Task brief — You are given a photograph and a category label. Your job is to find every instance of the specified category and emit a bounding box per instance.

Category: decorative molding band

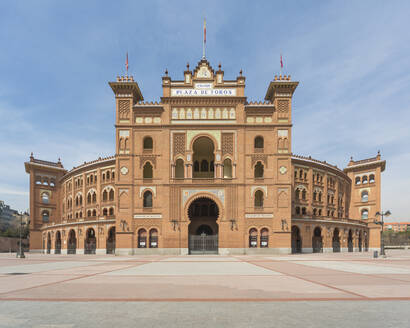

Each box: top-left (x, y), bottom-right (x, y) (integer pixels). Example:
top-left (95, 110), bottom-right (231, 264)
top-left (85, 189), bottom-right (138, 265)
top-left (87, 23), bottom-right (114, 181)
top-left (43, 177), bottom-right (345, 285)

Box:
top-left (182, 188), bottom-right (225, 205)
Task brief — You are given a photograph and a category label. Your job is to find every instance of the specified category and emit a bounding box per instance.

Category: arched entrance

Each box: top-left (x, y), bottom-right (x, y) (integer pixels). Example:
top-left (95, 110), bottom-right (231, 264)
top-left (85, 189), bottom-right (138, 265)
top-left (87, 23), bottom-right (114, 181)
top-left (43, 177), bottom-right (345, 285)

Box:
top-left (291, 226), bottom-right (302, 253)
top-left (192, 137), bottom-right (215, 178)
top-left (68, 229), bottom-right (76, 254)
top-left (46, 232), bottom-right (51, 254)
top-left (332, 228), bottom-right (341, 253)
top-left (85, 228), bottom-right (96, 254)
top-left (55, 231), bottom-right (62, 254)
top-left (106, 227), bottom-right (115, 254)
top-left (358, 231), bottom-right (363, 252)
top-left (188, 197), bottom-right (218, 254)
top-left (312, 227), bottom-right (323, 253)
top-left (348, 229), bottom-right (353, 252)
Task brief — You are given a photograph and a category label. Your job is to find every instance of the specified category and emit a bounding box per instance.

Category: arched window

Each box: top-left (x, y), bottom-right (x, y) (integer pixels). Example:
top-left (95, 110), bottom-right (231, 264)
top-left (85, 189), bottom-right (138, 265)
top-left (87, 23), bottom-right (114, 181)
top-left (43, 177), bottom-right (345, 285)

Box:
top-left (362, 176), bottom-right (368, 184)
top-left (313, 191), bottom-right (317, 201)
top-left (143, 190), bottom-right (153, 208)
top-left (302, 207), bottom-right (306, 215)
top-left (295, 206), bottom-right (300, 215)
top-left (223, 158), bottom-right (232, 178)
top-left (355, 177), bottom-right (361, 185)
top-left (254, 190), bottom-right (264, 208)
top-left (318, 209), bottom-right (322, 216)
top-left (369, 174), bottom-right (375, 183)
top-left (109, 189), bottom-right (114, 201)
top-left (194, 160), bottom-right (199, 172)
top-left (42, 210), bottom-right (49, 223)
top-left (149, 229), bottom-right (158, 248)
top-left (175, 159), bottom-right (184, 179)
top-left (299, 170), bottom-right (303, 179)
top-left (313, 208), bottom-right (317, 216)
top-left (249, 228), bottom-right (258, 248)
top-left (361, 191), bottom-right (368, 202)
top-left (109, 207), bottom-right (114, 216)
top-left (361, 209), bottom-right (369, 219)
top-left (103, 190), bottom-right (108, 202)
top-left (254, 136), bottom-right (264, 149)
top-left (295, 189), bottom-right (300, 200)
top-left (318, 192), bottom-right (322, 202)
top-left (254, 161), bottom-right (264, 178)
top-left (138, 229), bottom-right (147, 248)
top-left (143, 137), bottom-right (153, 150)
top-left (260, 228), bottom-right (269, 248)
top-left (302, 190), bottom-right (306, 200)
top-left (87, 210), bottom-right (91, 217)
top-left (103, 208), bottom-right (108, 216)
top-left (201, 159), bottom-right (209, 172)
top-left (92, 192), bottom-right (96, 203)
top-left (143, 162), bottom-right (153, 179)
top-left (87, 193), bottom-right (91, 204)
top-left (106, 171), bottom-right (110, 180)
top-left (41, 192), bottom-right (49, 204)
top-left (92, 209), bottom-right (96, 217)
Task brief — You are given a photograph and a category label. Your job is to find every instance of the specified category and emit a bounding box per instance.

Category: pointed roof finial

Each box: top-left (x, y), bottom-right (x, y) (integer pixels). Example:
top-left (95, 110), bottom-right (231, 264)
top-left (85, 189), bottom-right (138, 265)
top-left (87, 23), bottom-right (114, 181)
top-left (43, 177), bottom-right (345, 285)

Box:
top-left (239, 69), bottom-right (243, 76)
top-left (165, 69), bottom-right (168, 76)
top-left (186, 62), bottom-right (190, 70)
top-left (218, 63), bottom-right (221, 71)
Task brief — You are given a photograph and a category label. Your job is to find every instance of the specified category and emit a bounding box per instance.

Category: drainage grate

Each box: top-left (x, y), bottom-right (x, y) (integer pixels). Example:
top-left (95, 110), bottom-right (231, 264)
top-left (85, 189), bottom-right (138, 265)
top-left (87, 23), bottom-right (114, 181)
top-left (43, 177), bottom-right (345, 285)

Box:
top-left (6, 272), bottom-right (30, 275)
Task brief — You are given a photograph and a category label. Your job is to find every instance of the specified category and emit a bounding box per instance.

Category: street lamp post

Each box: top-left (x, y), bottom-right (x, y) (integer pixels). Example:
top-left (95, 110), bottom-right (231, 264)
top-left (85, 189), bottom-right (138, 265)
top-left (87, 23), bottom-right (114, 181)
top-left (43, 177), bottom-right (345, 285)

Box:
top-left (375, 210), bottom-right (391, 256)
top-left (16, 212), bottom-right (25, 258)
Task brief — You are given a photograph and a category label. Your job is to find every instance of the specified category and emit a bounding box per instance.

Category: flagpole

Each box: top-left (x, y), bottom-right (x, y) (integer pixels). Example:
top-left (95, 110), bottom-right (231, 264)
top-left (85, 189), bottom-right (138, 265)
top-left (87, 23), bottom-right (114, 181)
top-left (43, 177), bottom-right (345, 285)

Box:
top-left (203, 18), bottom-right (206, 59)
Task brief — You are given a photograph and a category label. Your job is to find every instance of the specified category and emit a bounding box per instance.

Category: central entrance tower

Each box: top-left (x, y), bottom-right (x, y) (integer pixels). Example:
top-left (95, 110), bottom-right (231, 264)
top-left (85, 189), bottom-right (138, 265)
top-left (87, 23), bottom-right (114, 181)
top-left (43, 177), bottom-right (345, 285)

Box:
top-left (188, 197), bottom-right (219, 254)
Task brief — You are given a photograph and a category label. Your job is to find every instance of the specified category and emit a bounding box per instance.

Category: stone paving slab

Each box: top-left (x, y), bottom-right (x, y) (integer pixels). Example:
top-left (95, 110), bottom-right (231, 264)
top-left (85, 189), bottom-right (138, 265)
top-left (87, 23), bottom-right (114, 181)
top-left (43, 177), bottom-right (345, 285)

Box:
top-left (1, 301), bottom-right (410, 328)
top-left (161, 256), bottom-right (241, 262)
top-left (0, 274), bottom-right (351, 301)
top-left (292, 260), bottom-right (410, 274)
top-left (0, 261), bottom-right (103, 274)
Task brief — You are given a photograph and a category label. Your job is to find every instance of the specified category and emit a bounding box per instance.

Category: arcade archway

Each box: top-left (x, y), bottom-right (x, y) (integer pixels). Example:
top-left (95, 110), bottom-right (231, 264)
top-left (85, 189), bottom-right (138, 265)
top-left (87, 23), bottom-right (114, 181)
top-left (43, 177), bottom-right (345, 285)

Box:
top-left (192, 137), bottom-right (215, 178)
top-left (291, 226), bottom-right (302, 254)
top-left (188, 197), bottom-right (219, 254)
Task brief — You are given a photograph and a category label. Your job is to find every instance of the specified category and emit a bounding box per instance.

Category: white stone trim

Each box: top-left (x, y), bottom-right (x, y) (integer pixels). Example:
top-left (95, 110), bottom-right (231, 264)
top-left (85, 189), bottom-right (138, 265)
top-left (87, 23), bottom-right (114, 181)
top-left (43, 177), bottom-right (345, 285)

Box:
top-left (245, 213), bottom-right (274, 219)
top-left (133, 214), bottom-right (162, 219)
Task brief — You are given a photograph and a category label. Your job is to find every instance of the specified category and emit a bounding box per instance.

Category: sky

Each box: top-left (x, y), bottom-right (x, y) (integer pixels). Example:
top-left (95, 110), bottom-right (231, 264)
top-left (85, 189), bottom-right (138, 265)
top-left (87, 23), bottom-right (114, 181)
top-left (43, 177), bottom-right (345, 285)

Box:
top-left (0, 0), bottom-right (409, 221)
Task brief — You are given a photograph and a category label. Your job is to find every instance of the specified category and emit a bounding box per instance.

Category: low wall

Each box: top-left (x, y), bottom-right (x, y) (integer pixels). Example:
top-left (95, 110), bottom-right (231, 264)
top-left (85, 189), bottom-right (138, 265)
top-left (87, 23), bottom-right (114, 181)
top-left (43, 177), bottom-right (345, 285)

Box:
top-left (0, 237), bottom-right (29, 252)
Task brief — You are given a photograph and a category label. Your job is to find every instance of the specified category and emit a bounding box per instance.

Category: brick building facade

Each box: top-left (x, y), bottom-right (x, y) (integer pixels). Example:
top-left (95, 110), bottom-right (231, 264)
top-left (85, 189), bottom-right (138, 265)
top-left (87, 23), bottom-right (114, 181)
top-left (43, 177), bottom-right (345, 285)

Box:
top-left (24, 58), bottom-right (386, 255)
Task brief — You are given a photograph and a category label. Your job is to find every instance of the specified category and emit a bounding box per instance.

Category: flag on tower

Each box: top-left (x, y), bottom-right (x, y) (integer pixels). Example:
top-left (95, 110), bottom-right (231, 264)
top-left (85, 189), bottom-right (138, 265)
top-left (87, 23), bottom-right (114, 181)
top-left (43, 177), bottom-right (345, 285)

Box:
top-left (204, 18), bottom-right (206, 44)
top-left (126, 52), bottom-right (129, 74)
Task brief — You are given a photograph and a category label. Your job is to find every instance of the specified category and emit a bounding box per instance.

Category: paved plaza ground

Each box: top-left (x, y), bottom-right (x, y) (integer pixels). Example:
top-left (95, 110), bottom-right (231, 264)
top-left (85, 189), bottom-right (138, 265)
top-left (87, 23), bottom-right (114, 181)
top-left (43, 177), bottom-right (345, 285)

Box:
top-left (0, 250), bottom-right (409, 327)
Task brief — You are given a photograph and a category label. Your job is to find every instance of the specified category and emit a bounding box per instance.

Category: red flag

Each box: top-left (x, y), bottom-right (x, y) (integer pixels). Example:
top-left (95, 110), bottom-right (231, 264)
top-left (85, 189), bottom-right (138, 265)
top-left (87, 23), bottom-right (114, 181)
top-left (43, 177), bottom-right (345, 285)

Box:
top-left (280, 54), bottom-right (283, 69)
top-left (126, 52), bottom-right (129, 73)
top-left (204, 18), bottom-right (206, 44)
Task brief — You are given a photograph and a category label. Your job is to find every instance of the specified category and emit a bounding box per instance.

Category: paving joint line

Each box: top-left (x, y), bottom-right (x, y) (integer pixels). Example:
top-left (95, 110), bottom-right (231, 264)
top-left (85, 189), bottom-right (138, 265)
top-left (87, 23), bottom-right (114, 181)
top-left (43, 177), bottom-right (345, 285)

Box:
top-left (239, 258), bottom-right (369, 300)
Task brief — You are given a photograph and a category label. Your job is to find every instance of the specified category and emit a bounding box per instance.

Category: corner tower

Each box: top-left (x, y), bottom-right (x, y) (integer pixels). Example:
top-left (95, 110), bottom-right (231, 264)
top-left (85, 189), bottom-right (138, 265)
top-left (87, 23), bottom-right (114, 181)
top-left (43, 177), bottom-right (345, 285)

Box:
top-left (344, 152), bottom-right (386, 251)
top-left (109, 76), bottom-right (143, 253)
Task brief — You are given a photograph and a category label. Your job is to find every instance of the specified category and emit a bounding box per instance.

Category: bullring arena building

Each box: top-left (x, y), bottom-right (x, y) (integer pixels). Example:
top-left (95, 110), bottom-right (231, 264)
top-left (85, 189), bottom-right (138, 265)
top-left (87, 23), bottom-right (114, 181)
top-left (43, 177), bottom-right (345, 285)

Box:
top-left (25, 57), bottom-right (386, 255)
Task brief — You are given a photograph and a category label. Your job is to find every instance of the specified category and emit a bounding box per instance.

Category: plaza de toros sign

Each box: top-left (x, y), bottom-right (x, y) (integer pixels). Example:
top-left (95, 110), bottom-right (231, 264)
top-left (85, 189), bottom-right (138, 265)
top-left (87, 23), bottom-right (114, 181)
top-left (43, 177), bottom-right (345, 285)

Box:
top-left (171, 87), bottom-right (236, 97)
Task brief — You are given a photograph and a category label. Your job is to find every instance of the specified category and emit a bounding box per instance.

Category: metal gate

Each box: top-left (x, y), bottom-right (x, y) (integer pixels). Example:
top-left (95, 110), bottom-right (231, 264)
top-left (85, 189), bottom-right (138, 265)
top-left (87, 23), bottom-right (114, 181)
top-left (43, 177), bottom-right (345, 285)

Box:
top-left (189, 234), bottom-right (218, 254)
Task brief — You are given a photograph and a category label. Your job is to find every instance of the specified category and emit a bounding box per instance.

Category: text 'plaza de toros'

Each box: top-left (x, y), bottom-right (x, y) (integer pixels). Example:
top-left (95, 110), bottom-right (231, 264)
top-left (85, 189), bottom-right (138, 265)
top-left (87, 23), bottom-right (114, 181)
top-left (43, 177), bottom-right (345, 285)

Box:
top-left (25, 58), bottom-right (386, 255)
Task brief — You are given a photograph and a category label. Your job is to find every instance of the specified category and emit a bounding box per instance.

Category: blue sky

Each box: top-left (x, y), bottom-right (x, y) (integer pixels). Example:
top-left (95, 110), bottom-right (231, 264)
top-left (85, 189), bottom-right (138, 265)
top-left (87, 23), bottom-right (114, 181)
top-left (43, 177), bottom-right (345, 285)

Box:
top-left (0, 1), bottom-right (409, 221)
